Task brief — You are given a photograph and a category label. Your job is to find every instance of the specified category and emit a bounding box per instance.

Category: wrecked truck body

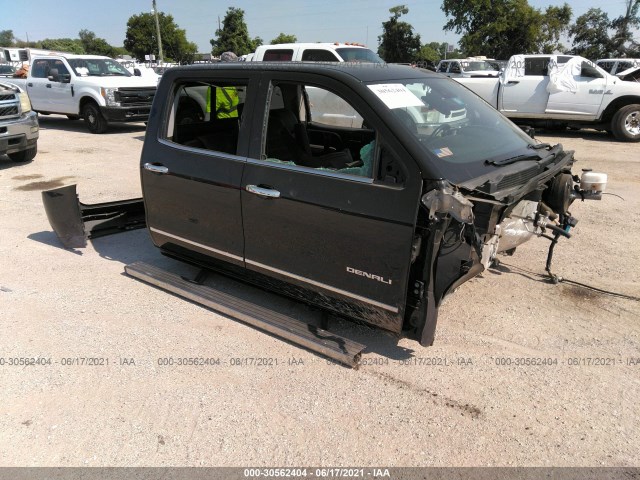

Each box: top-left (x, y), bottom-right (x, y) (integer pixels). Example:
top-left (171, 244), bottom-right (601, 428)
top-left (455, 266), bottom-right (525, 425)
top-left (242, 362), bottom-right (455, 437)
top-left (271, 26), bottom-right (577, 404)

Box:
top-left (43, 63), bottom-right (605, 348)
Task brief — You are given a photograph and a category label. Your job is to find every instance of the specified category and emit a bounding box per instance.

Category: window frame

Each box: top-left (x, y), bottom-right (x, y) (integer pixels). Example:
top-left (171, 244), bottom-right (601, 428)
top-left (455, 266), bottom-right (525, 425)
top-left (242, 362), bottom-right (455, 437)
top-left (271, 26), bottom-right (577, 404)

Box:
top-left (257, 80), bottom-right (383, 182)
top-left (524, 57), bottom-right (551, 76)
top-left (160, 75), bottom-right (254, 159)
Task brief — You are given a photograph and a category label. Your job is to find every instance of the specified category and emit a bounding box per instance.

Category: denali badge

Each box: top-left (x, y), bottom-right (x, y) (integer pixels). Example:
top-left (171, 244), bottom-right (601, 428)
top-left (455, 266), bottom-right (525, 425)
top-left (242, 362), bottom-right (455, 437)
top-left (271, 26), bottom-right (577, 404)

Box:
top-left (346, 267), bottom-right (392, 285)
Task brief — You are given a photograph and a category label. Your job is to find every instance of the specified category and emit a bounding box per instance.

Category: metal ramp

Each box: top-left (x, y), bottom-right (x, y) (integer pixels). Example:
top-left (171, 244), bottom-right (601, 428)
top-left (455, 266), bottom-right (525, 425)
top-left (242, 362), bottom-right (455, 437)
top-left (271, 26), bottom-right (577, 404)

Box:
top-left (125, 261), bottom-right (365, 367)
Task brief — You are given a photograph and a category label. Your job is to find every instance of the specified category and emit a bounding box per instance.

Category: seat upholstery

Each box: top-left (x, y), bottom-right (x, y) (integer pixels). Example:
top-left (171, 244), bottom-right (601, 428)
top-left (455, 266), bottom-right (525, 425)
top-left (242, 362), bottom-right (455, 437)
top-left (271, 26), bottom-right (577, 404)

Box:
top-left (266, 109), bottom-right (353, 169)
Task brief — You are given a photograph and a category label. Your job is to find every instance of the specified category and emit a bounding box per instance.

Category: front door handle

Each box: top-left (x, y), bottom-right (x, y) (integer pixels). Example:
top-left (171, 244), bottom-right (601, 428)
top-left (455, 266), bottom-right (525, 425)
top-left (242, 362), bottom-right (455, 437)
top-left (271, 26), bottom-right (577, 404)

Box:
top-left (143, 163), bottom-right (169, 174)
top-left (27, 82), bottom-right (33, 87)
top-left (46, 84), bottom-right (52, 88)
top-left (507, 80), bottom-right (520, 85)
top-left (246, 185), bottom-right (280, 199)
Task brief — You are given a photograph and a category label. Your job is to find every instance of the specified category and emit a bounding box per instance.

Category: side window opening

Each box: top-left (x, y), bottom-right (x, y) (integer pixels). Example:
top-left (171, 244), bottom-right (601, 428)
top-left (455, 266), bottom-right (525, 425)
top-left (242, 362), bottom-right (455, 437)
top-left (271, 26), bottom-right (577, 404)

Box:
top-left (616, 62), bottom-right (633, 74)
top-left (301, 49), bottom-right (340, 62)
top-left (51, 60), bottom-right (69, 77)
top-left (261, 82), bottom-right (376, 178)
top-left (596, 61), bottom-right (614, 73)
top-left (449, 63), bottom-right (461, 74)
top-left (166, 80), bottom-right (248, 155)
top-left (31, 59), bottom-right (48, 78)
top-left (524, 57), bottom-right (550, 76)
top-left (262, 49), bottom-right (294, 61)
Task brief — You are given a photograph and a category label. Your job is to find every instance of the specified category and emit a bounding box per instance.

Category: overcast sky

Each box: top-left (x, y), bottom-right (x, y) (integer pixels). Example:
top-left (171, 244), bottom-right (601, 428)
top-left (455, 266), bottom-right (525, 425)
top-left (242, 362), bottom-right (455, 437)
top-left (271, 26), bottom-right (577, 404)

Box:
top-left (2, 0), bottom-right (636, 53)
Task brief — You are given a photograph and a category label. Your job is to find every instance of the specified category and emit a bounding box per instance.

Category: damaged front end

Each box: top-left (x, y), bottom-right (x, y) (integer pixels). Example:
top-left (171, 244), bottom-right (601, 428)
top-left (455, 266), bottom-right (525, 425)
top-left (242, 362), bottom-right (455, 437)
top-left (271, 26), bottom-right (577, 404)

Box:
top-left (405, 147), bottom-right (607, 346)
top-left (42, 184), bottom-right (145, 248)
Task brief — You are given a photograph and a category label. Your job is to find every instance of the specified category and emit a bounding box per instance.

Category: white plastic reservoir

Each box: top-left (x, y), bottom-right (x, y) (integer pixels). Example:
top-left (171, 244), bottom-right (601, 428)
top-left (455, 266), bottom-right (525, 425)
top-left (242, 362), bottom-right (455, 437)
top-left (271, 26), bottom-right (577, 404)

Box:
top-left (581, 171), bottom-right (607, 192)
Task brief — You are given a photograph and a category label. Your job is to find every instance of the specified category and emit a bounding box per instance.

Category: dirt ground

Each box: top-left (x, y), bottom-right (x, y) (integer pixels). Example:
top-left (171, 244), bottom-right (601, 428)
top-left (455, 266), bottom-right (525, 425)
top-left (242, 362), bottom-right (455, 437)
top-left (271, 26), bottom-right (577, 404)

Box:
top-left (0, 115), bottom-right (638, 467)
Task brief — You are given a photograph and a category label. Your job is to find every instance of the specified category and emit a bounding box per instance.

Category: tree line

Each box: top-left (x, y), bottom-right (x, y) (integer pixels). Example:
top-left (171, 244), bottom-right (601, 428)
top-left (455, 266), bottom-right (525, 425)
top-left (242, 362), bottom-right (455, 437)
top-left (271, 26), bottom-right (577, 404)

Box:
top-left (1, 1), bottom-right (638, 64)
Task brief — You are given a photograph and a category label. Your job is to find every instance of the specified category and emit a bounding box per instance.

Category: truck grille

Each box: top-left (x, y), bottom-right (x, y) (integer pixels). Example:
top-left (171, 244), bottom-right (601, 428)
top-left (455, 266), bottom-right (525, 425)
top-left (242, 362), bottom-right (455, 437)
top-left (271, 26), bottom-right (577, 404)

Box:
top-left (0, 91), bottom-right (20, 119)
top-left (115, 88), bottom-right (156, 107)
top-left (0, 105), bottom-right (19, 117)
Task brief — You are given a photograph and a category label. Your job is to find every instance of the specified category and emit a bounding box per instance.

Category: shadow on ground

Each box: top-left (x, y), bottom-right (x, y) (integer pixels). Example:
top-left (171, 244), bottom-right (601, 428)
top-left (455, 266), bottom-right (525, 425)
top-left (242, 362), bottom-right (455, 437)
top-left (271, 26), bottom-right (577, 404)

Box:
top-left (535, 128), bottom-right (613, 144)
top-left (37, 114), bottom-right (147, 135)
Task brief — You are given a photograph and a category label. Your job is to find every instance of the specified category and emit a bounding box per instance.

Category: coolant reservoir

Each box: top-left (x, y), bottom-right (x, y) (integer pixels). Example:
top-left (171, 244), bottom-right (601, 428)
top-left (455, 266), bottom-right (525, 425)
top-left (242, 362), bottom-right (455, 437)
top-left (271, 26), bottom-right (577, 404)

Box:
top-left (581, 171), bottom-right (607, 193)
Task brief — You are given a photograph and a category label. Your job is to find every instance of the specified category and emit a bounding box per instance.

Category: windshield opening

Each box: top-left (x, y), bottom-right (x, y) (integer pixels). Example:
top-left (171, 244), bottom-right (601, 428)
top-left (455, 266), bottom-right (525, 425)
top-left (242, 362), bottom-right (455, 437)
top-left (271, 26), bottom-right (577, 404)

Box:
top-left (67, 58), bottom-right (131, 77)
top-left (367, 78), bottom-right (537, 184)
top-left (462, 61), bottom-right (496, 71)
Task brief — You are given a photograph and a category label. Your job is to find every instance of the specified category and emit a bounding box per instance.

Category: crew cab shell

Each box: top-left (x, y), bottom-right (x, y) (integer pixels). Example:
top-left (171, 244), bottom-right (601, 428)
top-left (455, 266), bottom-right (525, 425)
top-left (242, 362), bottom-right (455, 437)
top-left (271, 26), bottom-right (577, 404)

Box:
top-left (40, 64), bottom-right (604, 353)
top-left (125, 62), bottom-right (600, 345)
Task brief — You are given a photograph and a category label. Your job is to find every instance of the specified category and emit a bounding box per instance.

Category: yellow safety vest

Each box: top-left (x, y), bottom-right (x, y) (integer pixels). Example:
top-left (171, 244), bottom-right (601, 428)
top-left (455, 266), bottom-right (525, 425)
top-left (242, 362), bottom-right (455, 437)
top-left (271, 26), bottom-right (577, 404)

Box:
top-left (211, 86), bottom-right (239, 119)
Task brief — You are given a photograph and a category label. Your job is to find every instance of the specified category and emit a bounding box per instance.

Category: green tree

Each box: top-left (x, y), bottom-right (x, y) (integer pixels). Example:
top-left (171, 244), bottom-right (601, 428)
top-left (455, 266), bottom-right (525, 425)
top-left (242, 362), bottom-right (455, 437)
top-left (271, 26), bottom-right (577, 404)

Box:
top-left (125, 11), bottom-right (197, 63)
top-left (539, 5), bottom-right (573, 53)
top-left (270, 33), bottom-right (297, 44)
top-left (0, 30), bottom-right (15, 47)
top-left (569, 8), bottom-right (615, 59)
top-left (377, 5), bottom-right (422, 62)
top-left (415, 44), bottom-right (441, 64)
top-left (611, 0), bottom-right (640, 56)
top-left (442, 0), bottom-right (572, 58)
top-left (39, 38), bottom-right (85, 54)
top-left (210, 7), bottom-right (262, 56)
top-left (79, 30), bottom-right (119, 57)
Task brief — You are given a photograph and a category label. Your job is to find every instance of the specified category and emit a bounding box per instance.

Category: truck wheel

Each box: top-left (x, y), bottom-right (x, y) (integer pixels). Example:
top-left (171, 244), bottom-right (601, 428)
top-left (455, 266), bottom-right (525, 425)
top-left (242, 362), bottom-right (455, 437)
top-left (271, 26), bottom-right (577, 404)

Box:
top-left (82, 102), bottom-right (108, 134)
top-left (611, 104), bottom-right (640, 142)
top-left (8, 144), bottom-right (37, 162)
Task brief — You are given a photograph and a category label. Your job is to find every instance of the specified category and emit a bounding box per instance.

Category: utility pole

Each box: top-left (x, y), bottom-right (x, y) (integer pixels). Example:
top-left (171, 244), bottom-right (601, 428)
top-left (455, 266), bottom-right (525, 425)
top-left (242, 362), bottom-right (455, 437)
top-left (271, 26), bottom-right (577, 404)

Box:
top-left (152, 0), bottom-right (164, 64)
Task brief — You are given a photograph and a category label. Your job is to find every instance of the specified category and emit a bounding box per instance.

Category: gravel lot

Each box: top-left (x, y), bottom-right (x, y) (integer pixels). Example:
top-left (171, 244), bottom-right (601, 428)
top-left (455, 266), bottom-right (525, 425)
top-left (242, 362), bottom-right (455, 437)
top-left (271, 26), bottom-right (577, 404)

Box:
top-left (0, 115), bottom-right (638, 467)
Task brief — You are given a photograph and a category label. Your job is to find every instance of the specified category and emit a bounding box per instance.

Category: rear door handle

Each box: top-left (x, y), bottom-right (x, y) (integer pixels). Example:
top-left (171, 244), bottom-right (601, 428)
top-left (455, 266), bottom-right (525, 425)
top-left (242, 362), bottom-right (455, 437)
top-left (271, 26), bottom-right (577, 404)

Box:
top-left (246, 185), bottom-right (280, 199)
top-left (143, 163), bottom-right (169, 174)
top-left (46, 84), bottom-right (52, 88)
top-left (507, 80), bottom-right (520, 85)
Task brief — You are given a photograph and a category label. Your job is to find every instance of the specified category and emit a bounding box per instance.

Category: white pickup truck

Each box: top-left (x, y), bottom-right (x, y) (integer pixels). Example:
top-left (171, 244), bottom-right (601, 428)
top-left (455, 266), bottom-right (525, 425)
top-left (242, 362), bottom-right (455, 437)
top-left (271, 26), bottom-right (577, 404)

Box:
top-left (455, 54), bottom-right (640, 141)
top-left (0, 80), bottom-right (39, 162)
top-left (2, 54), bottom-right (157, 133)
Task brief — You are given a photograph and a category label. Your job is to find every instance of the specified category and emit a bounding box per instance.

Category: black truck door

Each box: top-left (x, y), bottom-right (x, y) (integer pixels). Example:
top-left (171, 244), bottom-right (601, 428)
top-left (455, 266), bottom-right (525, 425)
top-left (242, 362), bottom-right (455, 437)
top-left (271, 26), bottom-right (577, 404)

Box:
top-left (141, 73), bottom-right (256, 267)
top-left (240, 75), bottom-right (422, 332)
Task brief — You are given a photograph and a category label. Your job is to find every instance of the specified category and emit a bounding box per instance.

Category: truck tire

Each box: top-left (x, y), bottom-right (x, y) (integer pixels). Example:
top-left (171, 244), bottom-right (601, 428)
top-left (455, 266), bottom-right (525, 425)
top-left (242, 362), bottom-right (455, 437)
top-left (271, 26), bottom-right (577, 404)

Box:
top-left (611, 104), bottom-right (640, 142)
top-left (82, 102), bottom-right (108, 134)
top-left (8, 144), bottom-right (37, 162)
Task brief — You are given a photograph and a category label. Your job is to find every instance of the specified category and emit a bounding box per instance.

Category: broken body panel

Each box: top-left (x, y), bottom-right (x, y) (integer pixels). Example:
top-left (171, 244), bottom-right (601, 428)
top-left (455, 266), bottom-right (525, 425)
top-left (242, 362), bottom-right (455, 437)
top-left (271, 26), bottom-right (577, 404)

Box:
top-left (42, 184), bottom-right (144, 248)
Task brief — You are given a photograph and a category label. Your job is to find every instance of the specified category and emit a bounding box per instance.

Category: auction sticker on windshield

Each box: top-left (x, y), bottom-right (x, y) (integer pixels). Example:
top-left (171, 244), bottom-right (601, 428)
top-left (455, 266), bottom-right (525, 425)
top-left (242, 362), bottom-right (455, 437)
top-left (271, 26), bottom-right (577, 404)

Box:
top-left (368, 84), bottom-right (424, 109)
